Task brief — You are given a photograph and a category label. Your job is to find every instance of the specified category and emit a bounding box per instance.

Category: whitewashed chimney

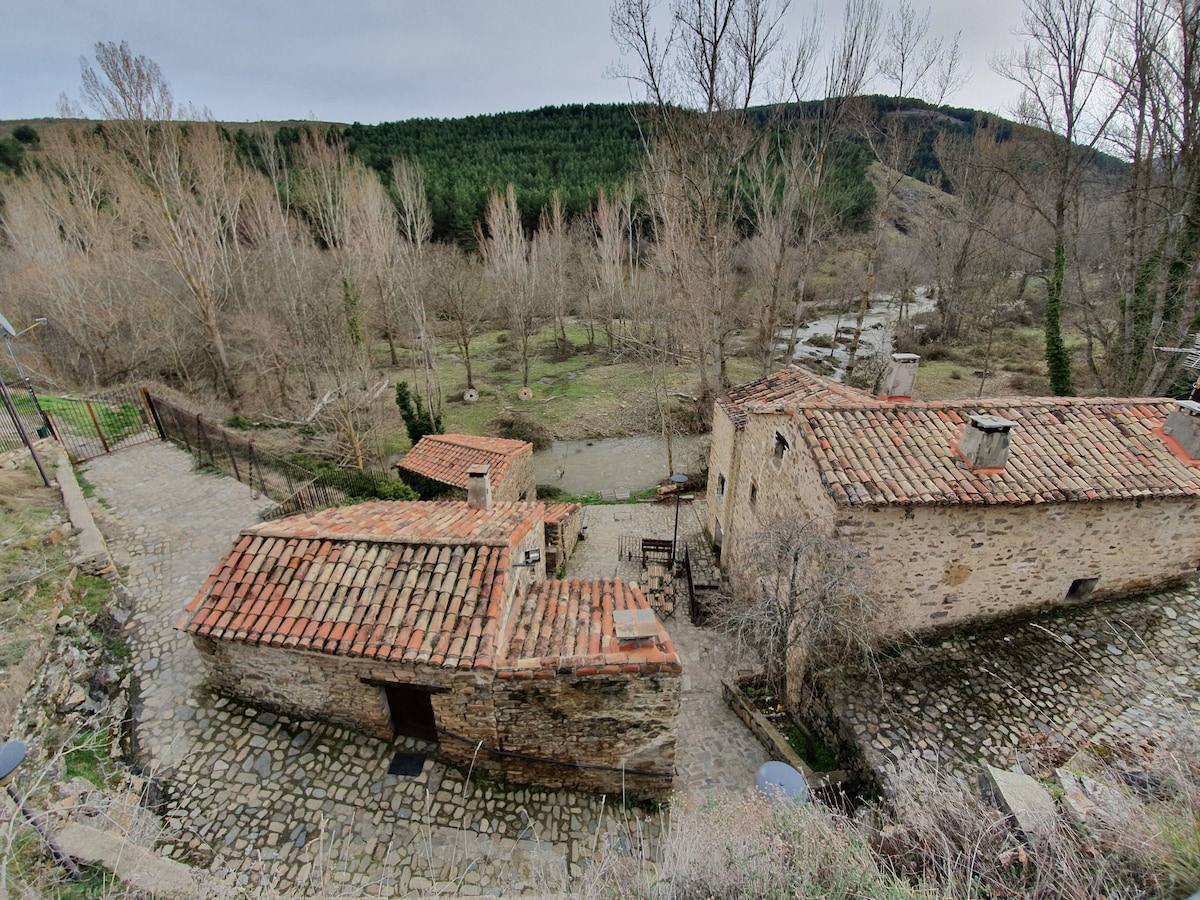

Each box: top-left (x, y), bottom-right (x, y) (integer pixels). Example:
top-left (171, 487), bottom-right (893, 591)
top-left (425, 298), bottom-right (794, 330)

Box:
top-left (466, 464), bottom-right (493, 510)
top-left (958, 413), bottom-right (1017, 469)
top-left (885, 353), bottom-right (920, 399)
top-left (1163, 400), bottom-right (1200, 459)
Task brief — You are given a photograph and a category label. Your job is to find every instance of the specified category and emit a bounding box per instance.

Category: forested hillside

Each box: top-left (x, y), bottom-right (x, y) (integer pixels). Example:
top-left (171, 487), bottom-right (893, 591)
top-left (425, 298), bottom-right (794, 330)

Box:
top-left (341, 104), bottom-right (646, 243)
top-left (326, 100), bottom-right (997, 242)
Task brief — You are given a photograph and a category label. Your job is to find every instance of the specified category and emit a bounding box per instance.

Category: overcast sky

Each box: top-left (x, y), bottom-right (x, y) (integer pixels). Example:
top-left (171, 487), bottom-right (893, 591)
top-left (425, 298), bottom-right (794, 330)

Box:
top-left (3, 0), bottom-right (1031, 125)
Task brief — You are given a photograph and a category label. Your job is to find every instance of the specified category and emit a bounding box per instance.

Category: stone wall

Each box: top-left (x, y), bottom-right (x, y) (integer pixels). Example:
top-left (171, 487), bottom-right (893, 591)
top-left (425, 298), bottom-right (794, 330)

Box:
top-left (836, 497), bottom-right (1200, 637)
top-left (704, 406), bottom-right (738, 553)
top-left (191, 628), bottom-right (681, 797)
top-left (491, 671), bottom-right (681, 798)
top-left (190, 638), bottom-right (499, 762)
top-left (722, 411), bottom-right (834, 575)
top-left (497, 451), bottom-right (536, 502)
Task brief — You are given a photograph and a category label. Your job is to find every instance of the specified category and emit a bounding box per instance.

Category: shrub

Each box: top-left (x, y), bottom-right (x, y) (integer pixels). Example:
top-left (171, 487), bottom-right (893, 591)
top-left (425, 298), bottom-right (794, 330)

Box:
top-left (489, 412), bottom-right (553, 449)
top-left (12, 125), bottom-right (39, 146)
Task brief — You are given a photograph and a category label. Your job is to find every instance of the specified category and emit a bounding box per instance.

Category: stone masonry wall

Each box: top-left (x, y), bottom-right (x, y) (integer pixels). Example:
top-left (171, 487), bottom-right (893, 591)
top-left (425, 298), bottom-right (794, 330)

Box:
top-left (705, 407), bottom-right (737, 552)
top-left (497, 452), bottom-right (536, 502)
top-left (722, 411), bottom-right (835, 574)
top-left (839, 497), bottom-right (1200, 638)
top-left (491, 672), bottom-right (681, 798)
top-left (190, 638), bottom-right (499, 762)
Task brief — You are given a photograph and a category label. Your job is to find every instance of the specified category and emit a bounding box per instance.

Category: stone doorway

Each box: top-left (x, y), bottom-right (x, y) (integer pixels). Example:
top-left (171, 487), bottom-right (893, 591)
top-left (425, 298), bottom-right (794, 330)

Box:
top-left (381, 683), bottom-right (438, 742)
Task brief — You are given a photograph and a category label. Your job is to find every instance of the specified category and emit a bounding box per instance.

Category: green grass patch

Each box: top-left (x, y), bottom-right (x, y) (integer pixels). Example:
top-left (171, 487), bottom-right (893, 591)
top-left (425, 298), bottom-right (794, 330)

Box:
top-left (71, 575), bottom-right (111, 619)
top-left (63, 729), bottom-right (113, 787)
top-left (11, 394), bottom-right (146, 445)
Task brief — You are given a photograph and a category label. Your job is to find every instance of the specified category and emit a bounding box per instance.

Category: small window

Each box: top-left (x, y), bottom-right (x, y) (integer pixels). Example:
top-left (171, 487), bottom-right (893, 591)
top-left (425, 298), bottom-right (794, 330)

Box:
top-left (774, 431), bottom-right (789, 460)
top-left (1066, 577), bottom-right (1098, 602)
top-left (717, 473), bottom-right (726, 497)
top-left (518, 490), bottom-right (528, 501)
top-left (750, 480), bottom-right (758, 505)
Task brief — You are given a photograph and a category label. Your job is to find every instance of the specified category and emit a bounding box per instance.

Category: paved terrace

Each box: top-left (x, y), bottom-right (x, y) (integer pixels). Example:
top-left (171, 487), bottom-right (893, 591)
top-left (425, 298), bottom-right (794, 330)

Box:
top-left (815, 585), bottom-right (1200, 794)
top-left (82, 442), bottom-right (765, 895)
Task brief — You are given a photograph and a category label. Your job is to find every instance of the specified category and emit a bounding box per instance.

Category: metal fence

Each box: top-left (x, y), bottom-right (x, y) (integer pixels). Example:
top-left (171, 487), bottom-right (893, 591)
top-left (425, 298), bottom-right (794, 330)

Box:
top-left (145, 393), bottom-right (404, 519)
top-left (0, 383), bottom-right (41, 455)
top-left (0, 383), bottom-right (161, 462)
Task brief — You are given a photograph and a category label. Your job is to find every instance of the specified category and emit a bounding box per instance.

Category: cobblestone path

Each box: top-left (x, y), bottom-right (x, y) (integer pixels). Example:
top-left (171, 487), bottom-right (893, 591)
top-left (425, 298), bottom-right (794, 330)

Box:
top-left (81, 442), bottom-right (764, 894)
top-left (567, 502), bottom-right (768, 803)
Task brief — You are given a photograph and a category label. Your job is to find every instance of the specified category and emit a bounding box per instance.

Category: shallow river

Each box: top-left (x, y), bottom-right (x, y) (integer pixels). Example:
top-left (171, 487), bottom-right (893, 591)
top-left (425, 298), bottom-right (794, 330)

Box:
top-left (533, 433), bottom-right (710, 496)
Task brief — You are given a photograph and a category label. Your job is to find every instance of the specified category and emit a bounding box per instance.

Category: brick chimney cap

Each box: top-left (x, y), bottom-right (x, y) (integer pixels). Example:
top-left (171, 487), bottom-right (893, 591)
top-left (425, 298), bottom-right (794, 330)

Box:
top-left (891, 353), bottom-right (921, 363)
top-left (466, 464), bottom-right (491, 477)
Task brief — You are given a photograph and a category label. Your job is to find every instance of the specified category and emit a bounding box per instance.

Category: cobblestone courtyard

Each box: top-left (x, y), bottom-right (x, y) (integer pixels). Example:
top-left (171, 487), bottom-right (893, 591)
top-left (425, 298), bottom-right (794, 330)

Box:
top-left (82, 442), bottom-right (765, 895)
top-left (817, 584), bottom-right (1200, 793)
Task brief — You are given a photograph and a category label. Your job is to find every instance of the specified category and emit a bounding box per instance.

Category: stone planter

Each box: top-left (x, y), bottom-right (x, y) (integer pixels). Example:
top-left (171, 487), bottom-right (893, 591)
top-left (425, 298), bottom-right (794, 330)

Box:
top-left (723, 679), bottom-right (845, 792)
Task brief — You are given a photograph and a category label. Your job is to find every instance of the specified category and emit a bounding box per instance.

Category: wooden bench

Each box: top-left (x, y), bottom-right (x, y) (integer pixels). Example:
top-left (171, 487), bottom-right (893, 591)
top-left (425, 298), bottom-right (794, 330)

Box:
top-left (641, 538), bottom-right (674, 568)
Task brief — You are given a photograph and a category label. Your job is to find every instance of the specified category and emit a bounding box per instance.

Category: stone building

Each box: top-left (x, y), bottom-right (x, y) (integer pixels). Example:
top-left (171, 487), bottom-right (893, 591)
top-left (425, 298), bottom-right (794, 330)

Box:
top-left (709, 364), bottom-right (1200, 640)
top-left (397, 433), bottom-right (536, 502)
top-left (178, 472), bottom-right (680, 798)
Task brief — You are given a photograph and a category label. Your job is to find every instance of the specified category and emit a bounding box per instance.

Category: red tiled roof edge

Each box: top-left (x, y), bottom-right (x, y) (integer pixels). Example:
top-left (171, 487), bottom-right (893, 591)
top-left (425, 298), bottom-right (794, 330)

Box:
top-left (495, 579), bottom-right (680, 678)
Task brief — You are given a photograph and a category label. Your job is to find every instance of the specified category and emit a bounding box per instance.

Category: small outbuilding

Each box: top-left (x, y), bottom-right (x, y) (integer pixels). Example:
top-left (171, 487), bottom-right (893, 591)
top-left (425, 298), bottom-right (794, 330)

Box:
top-left (397, 433), bottom-right (536, 502)
top-left (178, 475), bottom-right (679, 798)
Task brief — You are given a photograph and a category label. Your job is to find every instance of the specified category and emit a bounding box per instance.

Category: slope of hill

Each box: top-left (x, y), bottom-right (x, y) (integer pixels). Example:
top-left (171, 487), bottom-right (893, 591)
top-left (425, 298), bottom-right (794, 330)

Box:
top-left (3, 100), bottom-right (1111, 245)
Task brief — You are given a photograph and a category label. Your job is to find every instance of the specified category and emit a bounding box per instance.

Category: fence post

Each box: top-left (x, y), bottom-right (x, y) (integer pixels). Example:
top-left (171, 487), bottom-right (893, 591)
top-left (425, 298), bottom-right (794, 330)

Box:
top-left (221, 431), bottom-right (242, 484)
top-left (141, 389), bottom-right (166, 440)
top-left (83, 400), bottom-right (111, 454)
top-left (172, 406), bottom-right (191, 452)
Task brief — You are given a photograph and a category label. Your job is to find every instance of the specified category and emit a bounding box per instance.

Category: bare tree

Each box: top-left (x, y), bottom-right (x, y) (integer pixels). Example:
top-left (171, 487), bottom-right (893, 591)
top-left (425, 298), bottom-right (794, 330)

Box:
top-left (717, 513), bottom-right (885, 707)
top-left (590, 183), bottom-right (636, 352)
top-left (69, 41), bottom-right (252, 400)
top-left (392, 158), bottom-right (442, 417)
top-left (782, 0), bottom-right (882, 361)
top-left (612, 0), bottom-right (796, 404)
top-left (478, 185), bottom-right (539, 390)
top-left (532, 191), bottom-right (573, 352)
top-left (427, 243), bottom-right (489, 393)
top-left (1099, 0), bottom-right (1200, 395)
top-left (844, 2), bottom-right (962, 381)
top-left (992, 0), bottom-right (1127, 395)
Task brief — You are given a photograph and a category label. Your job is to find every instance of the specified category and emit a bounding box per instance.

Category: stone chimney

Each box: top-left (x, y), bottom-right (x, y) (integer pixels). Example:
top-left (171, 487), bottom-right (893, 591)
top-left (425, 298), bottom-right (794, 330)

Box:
top-left (958, 413), bottom-right (1017, 469)
top-left (884, 353), bottom-right (920, 400)
top-left (466, 464), bottom-right (493, 510)
top-left (1163, 400), bottom-right (1200, 459)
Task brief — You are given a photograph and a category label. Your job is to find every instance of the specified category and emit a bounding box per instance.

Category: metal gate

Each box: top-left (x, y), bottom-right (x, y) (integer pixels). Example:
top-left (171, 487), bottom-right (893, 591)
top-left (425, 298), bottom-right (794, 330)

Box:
top-left (38, 386), bottom-right (162, 462)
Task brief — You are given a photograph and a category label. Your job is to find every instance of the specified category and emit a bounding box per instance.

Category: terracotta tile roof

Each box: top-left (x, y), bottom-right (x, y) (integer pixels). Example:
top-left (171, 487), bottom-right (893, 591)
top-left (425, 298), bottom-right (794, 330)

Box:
top-left (243, 500), bottom-right (543, 547)
top-left (501, 579), bottom-right (680, 676)
top-left (179, 535), bottom-right (510, 667)
top-left (397, 434), bottom-right (532, 489)
top-left (717, 367), bottom-right (876, 430)
top-left (783, 396), bottom-right (1200, 507)
top-left (177, 500), bottom-right (547, 667)
top-left (542, 502), bottom-right (582, 526)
